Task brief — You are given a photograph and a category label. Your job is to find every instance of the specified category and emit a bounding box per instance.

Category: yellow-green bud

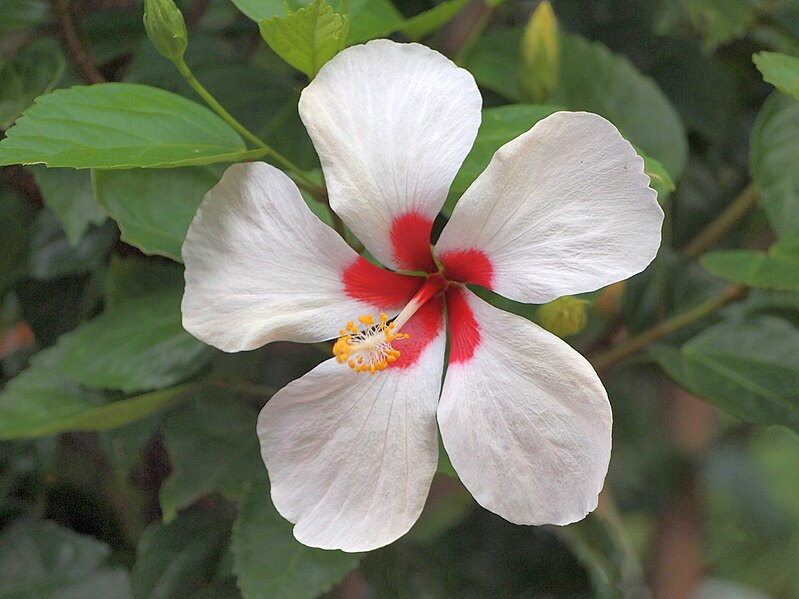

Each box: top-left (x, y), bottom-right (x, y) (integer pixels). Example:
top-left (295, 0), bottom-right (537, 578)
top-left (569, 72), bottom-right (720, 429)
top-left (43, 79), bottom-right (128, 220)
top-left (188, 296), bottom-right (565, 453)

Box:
top-left (534, 296), bottom-right (589, 338)
top-left (520, 0), bottom-right (559, 103)
top-left (143, 0), bottom-right (187, 63)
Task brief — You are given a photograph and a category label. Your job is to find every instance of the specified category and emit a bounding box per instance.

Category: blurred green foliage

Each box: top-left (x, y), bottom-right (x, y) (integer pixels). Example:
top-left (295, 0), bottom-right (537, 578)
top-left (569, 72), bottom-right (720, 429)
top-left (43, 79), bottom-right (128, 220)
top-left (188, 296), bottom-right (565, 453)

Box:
top-left (1, 0), bottom-right (799, 597)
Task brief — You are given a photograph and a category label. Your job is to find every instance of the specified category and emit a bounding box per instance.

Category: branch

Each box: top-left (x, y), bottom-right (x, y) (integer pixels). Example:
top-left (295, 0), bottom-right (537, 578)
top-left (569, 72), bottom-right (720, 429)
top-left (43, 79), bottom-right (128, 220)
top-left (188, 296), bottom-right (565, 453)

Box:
top-left (681, 182), bottom-right (758, 260)
top-left (589, 285), bottom-right (745, 373)
top-left (51, 0), bottom-right (105, 84)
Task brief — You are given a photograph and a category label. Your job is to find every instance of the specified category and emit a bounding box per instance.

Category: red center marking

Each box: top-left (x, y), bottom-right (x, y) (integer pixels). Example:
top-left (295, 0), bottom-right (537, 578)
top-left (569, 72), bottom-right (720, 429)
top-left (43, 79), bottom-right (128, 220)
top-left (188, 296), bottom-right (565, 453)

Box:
top-left (446, 285), bottom-right (481, 364)
top-left (343, 256), bottom-right (423, 309)
top-left (389, 212), bottom-right (437, 272)
top-left (438, 249), bottom-right (494, 288)
top-left (391, 297), bottom-right (445, 369)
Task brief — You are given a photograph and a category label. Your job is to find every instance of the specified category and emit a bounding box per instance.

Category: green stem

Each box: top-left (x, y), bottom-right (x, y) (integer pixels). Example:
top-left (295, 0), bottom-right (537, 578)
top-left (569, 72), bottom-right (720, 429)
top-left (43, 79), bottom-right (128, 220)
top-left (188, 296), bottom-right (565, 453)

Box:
top-left (589, 285), bottom-right (745, 373)
top-left (681, 182), bottom-right (758, 260)
top-left (174, 58), bottom-right (321, 195)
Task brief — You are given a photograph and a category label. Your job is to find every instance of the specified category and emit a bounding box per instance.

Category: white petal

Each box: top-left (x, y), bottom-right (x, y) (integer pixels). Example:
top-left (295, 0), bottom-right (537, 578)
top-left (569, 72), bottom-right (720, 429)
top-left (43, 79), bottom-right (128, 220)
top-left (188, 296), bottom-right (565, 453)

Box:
top-left (299, 39), bottom-right (482, 271)
top-left (258, 302), bottom-right (446, 552)
top-left (182, 162), bottom-right (419, 352)
top-left (438, 287), bottom-right (611, 525)
top-left (435, 111), bottom-right (663, 303)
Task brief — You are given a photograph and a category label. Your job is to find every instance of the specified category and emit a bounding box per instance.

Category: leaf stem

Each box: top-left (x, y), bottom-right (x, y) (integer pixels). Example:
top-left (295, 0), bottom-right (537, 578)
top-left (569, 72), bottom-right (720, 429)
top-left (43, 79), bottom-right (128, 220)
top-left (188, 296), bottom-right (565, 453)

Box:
top-left (174, 58), bottom-right (322, 195)
top-left (589, 285), bottom-right (745, 373)
top-left (681, 182), bottom-right (758, 260)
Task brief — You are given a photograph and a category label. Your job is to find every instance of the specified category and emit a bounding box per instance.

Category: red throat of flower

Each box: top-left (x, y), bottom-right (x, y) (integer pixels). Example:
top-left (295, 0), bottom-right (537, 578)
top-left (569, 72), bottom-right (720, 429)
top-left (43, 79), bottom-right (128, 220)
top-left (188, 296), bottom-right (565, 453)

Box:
top-left (332, 273), bottom-right (449, 374)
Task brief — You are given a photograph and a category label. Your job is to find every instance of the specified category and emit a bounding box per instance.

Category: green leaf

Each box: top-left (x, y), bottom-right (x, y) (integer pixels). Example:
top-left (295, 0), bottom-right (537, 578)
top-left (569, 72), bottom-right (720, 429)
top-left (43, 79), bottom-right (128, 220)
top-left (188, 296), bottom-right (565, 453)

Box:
top-left (651, 316), bottom-right (799, 433)
top-left (345, 0), bottom-right (403, 43)
top-left (231, 477), bottom-right (360, 599)
top-left (0, 344), bottom-right (102, 440)
top-left (0, 520), bottom-right (134, 598)
top-left (259, 0), bottom-right (348, 78)
top-left (0, 342), bottom-right (195, 439)
top-left (231, 0), bottom-right (402, 44)
top-left (683, 0), bottom-right (754, 50)
top-left (750, 92), bottom-right (799, 237)
top-left (93, 167), bottom-right (218, 261)
top-left (396, 0), bottom-right (467, 41)
top-left (27, 211), bottom-right (116, 279)
top-left (450, 104), bottom-right (561, 201)
top-left (54, 291), bottom-right (213, 393)
top-left (640, 152), bottom-right (676, 199)
top-left (0, 83), bottom-right (260, 169)
top-left (0, 38), bottom-right (65, 129)
top-left (447, 105), bottom-right (671, 214)
top-left (465, 28), bottom-right (524, 101)
top-left (753, 52), bottom-right (799, 101)
top-left (28, 166), bottom-right (107, 246)
top-left (160, 395), bottom-right (264, 522)
top-left (701, 230), bottom-right (799, 291)
top-left (132, 508), bottom-right (232, 599)
top-left (551, 33), bottom-right (688, 180)
top-left (104, 255), bottom-right (185, 310)
top-left (0, 0), bottom-right (50, 29)
top-left (466, 31), bottom-right (688, 179)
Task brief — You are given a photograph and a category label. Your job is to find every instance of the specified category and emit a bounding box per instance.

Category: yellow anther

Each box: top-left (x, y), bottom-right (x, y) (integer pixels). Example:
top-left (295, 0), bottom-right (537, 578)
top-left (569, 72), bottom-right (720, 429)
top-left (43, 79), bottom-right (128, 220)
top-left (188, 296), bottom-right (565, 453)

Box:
top-left (331, 312), bottom-right (409, 374)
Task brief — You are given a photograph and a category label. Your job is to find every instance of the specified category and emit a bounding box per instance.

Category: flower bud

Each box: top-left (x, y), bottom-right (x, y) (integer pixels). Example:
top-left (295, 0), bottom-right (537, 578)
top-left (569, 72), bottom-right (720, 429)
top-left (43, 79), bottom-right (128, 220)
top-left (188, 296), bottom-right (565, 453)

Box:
top-left (520, 0), bottom-right (559, 103)
top-left (143, 0), bottom-right (187, 63)
top-left (535, 296), bottom-right (589, 338)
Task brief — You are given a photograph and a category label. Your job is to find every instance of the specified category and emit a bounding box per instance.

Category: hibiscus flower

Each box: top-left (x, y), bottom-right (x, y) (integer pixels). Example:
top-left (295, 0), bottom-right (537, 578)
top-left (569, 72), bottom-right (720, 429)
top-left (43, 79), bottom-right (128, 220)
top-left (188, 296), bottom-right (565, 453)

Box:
top-left (181, 39), bottom-right (663, 552)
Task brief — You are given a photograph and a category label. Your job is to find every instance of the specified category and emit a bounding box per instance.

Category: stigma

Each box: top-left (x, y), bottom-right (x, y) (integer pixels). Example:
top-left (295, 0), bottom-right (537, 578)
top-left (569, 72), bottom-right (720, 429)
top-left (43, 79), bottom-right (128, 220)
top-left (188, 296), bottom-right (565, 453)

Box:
top-left (332, 313), bottom-right (409, 374)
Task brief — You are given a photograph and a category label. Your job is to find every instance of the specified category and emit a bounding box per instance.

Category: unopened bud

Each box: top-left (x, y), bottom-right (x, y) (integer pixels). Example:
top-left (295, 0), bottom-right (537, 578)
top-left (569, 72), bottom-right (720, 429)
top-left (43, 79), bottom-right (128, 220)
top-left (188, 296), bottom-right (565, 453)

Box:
top-left (535, 296), bottom-right (589, 338)
top-left (520, 0), bottom-right (559, 103)
top-left (143, 0), bottom-right (187, 62)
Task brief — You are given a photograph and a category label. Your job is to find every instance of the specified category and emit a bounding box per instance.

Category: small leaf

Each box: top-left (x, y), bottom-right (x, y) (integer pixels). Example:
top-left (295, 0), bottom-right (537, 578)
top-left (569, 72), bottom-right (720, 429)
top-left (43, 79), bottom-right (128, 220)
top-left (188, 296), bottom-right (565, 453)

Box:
top-left (754, 51), bottom-right (799, 101)
top-left (0, 38), bottom-right (65, 129)
top-left (750, 92), bottom-right (799, 237)
top-left (700, 229), bottom-right (799, 291)
top-left (54, 290), bottom-right (213, 393)
top-left (132, 508), bottom-right (232, 599)
top-left (259, 0), bottom-right (348, 78)
top-left (231, 477), bottom-right (361, 599)
top-left (651, 316), bottom-right (799, 433)
top-left (28, 166), bottom-right (106, 246)
top-left (160, 394), bottom-right (264, 522)
top-left (0, 520), bottom-right (134, 598)
top-left (0, 83), bottom-right (260, 168)
top-left (231, 0), bottom-right (403, 45)
top-left (93, 167), bottom-right (218, 261)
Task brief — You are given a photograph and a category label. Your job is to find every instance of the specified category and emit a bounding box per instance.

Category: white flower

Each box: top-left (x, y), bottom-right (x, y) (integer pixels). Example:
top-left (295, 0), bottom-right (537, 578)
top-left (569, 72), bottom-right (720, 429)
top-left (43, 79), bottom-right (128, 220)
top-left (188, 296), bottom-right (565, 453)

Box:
top-left (181, 39), bottom-right (663, 552)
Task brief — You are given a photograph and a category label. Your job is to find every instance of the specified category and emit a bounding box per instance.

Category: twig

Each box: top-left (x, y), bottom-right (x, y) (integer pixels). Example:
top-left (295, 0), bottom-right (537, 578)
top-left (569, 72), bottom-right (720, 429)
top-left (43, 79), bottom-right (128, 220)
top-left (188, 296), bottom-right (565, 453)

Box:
top-left (589, 285), bottom-right (745, 373)
top-left (186, 0), bottom-right (210, 27)
top-left (681, 182), bottom-right (758, 260)
top-left (51, 0), bottom-right (105, 84)
top-left (174, 58), bottom-right (323, 197)
top-left (444, 0), bottom-right (496, 63)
